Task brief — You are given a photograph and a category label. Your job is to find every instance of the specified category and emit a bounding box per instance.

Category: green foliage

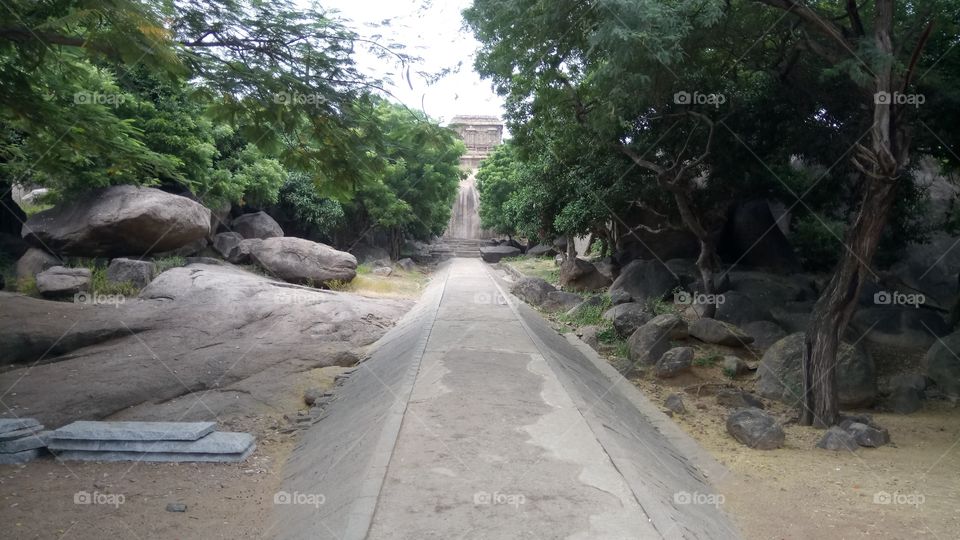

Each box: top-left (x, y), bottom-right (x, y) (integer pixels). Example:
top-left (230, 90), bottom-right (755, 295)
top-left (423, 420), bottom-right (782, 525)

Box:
top-left (90, 266), bottom-right (139, 297)
top-left (694, 354), bottom-right (722, 368)
top-left (792, 215), bottom-right (845, 271)
top-left (153, 256), bottom-right (186, 274)
top-left (559, 295), bottom-right (611, 327)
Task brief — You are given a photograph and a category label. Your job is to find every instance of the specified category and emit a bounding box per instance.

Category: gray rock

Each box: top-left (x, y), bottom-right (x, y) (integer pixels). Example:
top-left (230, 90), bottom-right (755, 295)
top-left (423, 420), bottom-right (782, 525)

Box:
top-left (396, 258), bottom-right (416, 272)
top-left (726, 408), bottom-right (784, 450)
top-left (372, 266), bottom-right (392, 277)
top-left (49, 431), bottom-right (253, 454)
top-left (602, 302), bottom-right (652, 338)
top-left (706, 291), bottom-right (772, 326)
top-left (225, 238), bottom-right (261, 264)
top-left (303, 388), bottom-right (323, 406)
top-left (715, 389), bottom-right (764, 409)
top-left (922, 331), bottom-right (960, 398)
top-left (722, 356), bottom-right (750, 377)
top-left (0, 448), bottom-right (41, 465)
top-left (231, 211), bottom-right (284, 240)
top-left (510, 277), bottom-right (556, 306)
top-left (250, 237), bottom-right (357, 284)
top-left (689, 318), bottom-right (754, 347)
top-left (36, 266), bottom-right (91, 297)
top-left (627, 314), bottom-right (688, 366)
top-left (54, 445), bottom-right (255, 463)
top-left (53, 421), bottom-right (216, 441)
top-left (0, 425), bottom-right (44, 442)
top-left (816, 426), bottom-right (859, 451)
top-left (655, 347), bottom-right (694, 378)
top-left (559, 258), bottom-right (611, 292)
top-left (106, 258), bottom-right (156, 288)
top-left (22, 185), bottom-right (210, 257)
top-left (479, 245), bottom-right (520, 263)
top-left (212, 232), bottom-right (244, 259)
top-left (851, 306), bottom-right (949, 351)
top-left (0, 431), bottom-right (51, 453)
top-left (527, 244), bottom-right (558, 257)
top-left (541, 291), bottom-right (583, 312)
top-left (578, 325), bottom-right (601, 349)
top-left (15, 248), bottom-right (60, 280)
top-left (608, 259), bottom-right (678, 306)
top-left (719, 200), bottom-right (801, 272)
top-left (757, 333), bottom-right (877, 408)
top-left (887, 386), bottom-right (923, 414)
top-left (888, 373), bottom-right (928, 393)
top-left (844, 422), bottom-right (891, 447)
top-left (0, 418), bottom-right (40, 435)
top-left (166, 502), bottom-right (188, 512)
top-left (664, 393), bottom-right (686, 414)
top-left (742, 320), bottom-right (787, 350)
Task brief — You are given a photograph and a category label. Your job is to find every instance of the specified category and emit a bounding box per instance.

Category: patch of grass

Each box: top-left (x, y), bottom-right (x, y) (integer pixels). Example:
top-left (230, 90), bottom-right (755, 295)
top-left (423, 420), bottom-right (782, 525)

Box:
top-left (16, 276), bottom-right (38, 295)
top-left (0, 251), bottom-right (15, 291)
top-left (327, 266), bottom-right (427, 298)
top-left (20, 202), bottom-right (53, 217)
top-left (558, 294), bottom-right (611, 327)
top-left (355, 262), bottom-right (373, 275)
top-left (154, 255), bottom-right (187, 273)
top-left (503, 256), bottom-right (560, 284)
top-left (647, 295), bottom-right (682, 316)
top-left (90, 266), bottom-right (139, 297)
top-left (694, 353), bottom-right (722, 367)
top-left (722, 366), bottom-right (738, 379)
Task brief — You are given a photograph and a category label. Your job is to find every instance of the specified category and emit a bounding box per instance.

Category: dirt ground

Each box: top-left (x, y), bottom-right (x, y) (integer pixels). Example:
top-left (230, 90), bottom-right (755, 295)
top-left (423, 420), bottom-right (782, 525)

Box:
top-left (631, 351), bottom-right (960, 540)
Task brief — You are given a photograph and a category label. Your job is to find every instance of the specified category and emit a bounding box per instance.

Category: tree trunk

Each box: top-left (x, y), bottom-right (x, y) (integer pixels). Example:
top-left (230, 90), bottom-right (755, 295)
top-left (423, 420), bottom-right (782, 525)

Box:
top-left (566, 234), bottom-right (576, 260)
top-left (801, 0), bottom-right (903, 426)
top-left (671, 187), bottom-right (720, 318)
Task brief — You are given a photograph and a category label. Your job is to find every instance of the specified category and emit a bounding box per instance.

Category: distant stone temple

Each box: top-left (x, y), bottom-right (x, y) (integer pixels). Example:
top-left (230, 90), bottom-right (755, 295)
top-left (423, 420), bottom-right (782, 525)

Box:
top-left (444, 115), bottom-right (504, 239)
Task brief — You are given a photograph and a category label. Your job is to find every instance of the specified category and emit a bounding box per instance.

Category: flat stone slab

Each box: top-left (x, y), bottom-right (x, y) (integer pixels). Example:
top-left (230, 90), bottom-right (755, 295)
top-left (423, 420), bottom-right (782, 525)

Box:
top-left (53, 421), bottom-right (216, 441)
top-left (0, 425), bottom-right (44, 442)
top-left (49, 431), bottom-right (254, 454)
top-left (0, 431), bottom-right (51, 453)
top-left (0, 418), bottom-right (41, 435)
top-left (0, 448), bottom-right (41, 465)
top-left (53, 444), bottom-right (255, 463)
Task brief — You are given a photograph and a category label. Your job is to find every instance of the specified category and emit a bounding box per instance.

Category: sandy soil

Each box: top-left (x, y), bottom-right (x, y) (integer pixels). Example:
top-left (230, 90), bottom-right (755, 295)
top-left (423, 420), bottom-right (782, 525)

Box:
top-left (631, 349), bottom-right (960, 540)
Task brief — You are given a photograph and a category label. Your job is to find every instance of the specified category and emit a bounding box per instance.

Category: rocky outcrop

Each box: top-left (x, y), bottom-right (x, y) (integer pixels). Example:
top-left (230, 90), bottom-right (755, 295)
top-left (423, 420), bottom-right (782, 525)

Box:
top-left (851, 306), bottom-right (949, 352)
top-left (22, 185), bottom-right (210, 256)
top-left (757, 333), bottom-right (877, 408)
top-left (479, 245), bottom-right (520, 263)
top-left (741, 320), bottom-right (787, 350)
top-left (609, 259), bottom-right (679, 305)
top-left (559, 258), bottom-right (611, 292)
top-left (231, 211), bottom-right (284, 240)
top-left (212, 232), bottom-right (244, 260)
top-left (689, 318), bottom-right (754, 347)
top-left (106, 258), bottom-right (157, 288)
top-left (923, 331), bottom-right (960, 399)
top-left (603, 302), bottom-right (651, 337)
top-left (627, 314), bottom-right (688, 366)
top-left (654, 347), bottom-right (693, 378)
top-left (36, 266), bottom-right (91, 297)
top-left (250, 237), bottom-right (357, 284)
top-left (15, 248), bottom-right (60, 280)
top-left (511, 277), bottom-right (557, 306)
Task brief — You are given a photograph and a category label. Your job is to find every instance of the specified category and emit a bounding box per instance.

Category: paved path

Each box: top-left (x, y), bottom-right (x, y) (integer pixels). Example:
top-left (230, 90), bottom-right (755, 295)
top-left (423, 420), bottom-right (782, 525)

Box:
top-left (274, 258), bottom-right (737, 539)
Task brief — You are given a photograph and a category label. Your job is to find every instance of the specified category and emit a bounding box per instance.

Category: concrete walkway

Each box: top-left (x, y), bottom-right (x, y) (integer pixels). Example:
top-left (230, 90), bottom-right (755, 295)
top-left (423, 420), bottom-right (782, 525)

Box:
top-left (273, 258), bottom-right (737, 540)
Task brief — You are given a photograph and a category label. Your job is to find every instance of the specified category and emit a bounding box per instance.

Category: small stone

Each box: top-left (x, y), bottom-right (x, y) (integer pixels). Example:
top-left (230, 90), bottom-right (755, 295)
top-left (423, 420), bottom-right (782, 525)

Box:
top-left (715, 389), bottom-right (765, 409)
top-left (664, 393), bottom-right (686, 414)
top-left (722, 356), bottom-right (748, 377)
top-left (166, 502), bottom-right (187, 512)
top-left (844, 422), bottom-right (891, 447)
top-left (655, 347), bottom-right (694, 378)
top-left (726, 408), bottom-right (784, 450)
top-left (816, 426), bottom-right (859, 451)
top-left (303, 388), bottom-right (323, 406)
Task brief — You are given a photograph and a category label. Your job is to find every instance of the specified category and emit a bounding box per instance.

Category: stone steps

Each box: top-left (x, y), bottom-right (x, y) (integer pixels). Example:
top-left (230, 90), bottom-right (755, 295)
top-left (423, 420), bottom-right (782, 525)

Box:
top-left (0, 418), bottom-right (49, 464)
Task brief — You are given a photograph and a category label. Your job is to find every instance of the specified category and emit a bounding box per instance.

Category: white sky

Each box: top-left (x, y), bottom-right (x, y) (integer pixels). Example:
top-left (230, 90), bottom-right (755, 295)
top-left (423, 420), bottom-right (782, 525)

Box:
top-left (322, 0), bottom-right (504, 125)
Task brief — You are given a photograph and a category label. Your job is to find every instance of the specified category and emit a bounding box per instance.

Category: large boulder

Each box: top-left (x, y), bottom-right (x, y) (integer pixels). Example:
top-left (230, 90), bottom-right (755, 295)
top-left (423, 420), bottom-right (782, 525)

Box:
top-left (559, 258), bottom-right (611, 292)
top-left (609, 259), bottom-right (679, 305)
top-left (689, 318), bottom-right (754, 347)
top-left (850, 306), bottom-right (949, 352)
top-left (566, 295), bottom-right (607, 319)
top-left (627, 314), bottom-right (688, 366)
top-left (541, 291), bottom-right (583, 312)
top-left (249, 237), bottom-right (357, 284)
top-left (757, 333), bottom-right (877, 408)
top-left (212, 232), bottom-right (244, 260)
top-left (15, 248), bottom-right (60, 280)
top-left (890, 231), bottom-right (960, 309)
top-left (719, 200), bottom-right (801, 272)
top-left (603, 302), bottom-right (652, 337)
top-left (106, 258), bottom-right (157, 288)
top-left (479, 245), bottom-right (520, 263)
top-left (655, 347), bottom-right (694, 378)
top-left (742, 320), bottom-right (788, 350)
top-left (22, 185), bottom-right (210, 256)
top-left (923, 331), bottom-right (960, 398)
top-left (36, 266), bottom-right (91, 297)
top-left (511, 277), bottom-right (557, 306)
top-left (231, 211), bottom-right (284, 240)
top-left (527, 244), bottom-right (558, 257)
top-left (816, 426), bottom-right (859, 451)
top-left (726, 408), bottom-right (785, 450)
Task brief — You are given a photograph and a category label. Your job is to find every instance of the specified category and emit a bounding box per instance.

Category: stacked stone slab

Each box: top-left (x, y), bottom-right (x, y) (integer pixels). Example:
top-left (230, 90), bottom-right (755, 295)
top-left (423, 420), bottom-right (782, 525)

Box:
top-left (0, 418), bottom-right (50, 464)
top-left (48, 421), bottom-right (255, 463)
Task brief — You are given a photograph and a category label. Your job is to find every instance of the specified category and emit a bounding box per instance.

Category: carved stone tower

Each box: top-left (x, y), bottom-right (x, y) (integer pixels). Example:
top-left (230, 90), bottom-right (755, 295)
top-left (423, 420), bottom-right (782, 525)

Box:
top-left (444, 116), bottom-right (504, 239)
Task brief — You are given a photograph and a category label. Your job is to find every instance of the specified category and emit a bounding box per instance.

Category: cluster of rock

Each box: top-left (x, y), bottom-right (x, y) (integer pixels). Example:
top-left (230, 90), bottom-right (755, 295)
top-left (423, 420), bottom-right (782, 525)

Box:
top-left (0, 418), bottom-right (50, 464)
top-left (47, 421), bottom-right (255, 463)
top-left (13, 185), bottom-right (362, 294)
top-left (816, 415), bottom-right (891, 451)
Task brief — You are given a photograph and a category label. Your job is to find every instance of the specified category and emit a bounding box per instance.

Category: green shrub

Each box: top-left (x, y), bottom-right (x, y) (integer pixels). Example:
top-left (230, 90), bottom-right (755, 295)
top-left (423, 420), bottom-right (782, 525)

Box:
top-left (558, 294), bottom-right (611, 327)
top-left (693, 354), bottom-right (722, 367)
top-left (154, 256), bottom-right (186, 274)
top-left (90, 266), bottom-right (139, 297)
